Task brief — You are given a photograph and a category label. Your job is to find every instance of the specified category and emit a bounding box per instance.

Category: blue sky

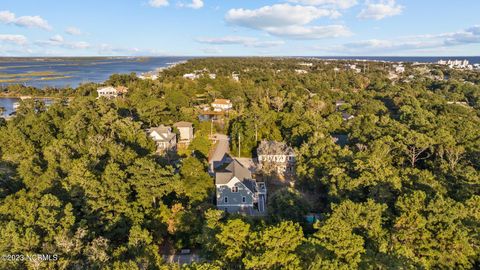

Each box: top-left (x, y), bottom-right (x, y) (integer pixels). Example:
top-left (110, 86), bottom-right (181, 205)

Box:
top-left (0, 0), bottom-right (479, 56)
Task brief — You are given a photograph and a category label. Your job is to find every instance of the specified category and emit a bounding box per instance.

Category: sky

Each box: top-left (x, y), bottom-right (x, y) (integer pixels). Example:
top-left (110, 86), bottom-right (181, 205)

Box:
top-left (0, 0), bottom-right (480, 57)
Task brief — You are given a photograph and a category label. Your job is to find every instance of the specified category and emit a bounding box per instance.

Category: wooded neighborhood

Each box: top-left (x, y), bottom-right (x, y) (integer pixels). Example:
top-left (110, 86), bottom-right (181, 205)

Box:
top-left (0, 57), bottom-right (479, 269)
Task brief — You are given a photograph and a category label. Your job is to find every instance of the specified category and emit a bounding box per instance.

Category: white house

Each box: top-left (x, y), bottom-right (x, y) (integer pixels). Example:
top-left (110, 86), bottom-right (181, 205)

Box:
top-left (232, 72), bottom-right (240, 82)
top-left (173, 121), bottom-right (194, 144)
top-left (295, 69), bottom-right (308, 74)
top-left (183, 73), bottom-right (199, 80)
top-left (148, 125), bottom-right (177, 153)
top-left (211, 99), bottom-right (233, 112)
top-left (395, 65), bottom-right (405, 73)
top-left (96, 86), bottom-right (128, 99)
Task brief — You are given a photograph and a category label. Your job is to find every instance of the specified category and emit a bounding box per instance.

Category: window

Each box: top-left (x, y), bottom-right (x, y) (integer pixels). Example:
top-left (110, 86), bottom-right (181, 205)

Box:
top-left (242, 196), bottom-right (246, 203)
top-left (224, 197), bottom-right (228, 203)
top-left (231, 186), bottom-right (238, 193)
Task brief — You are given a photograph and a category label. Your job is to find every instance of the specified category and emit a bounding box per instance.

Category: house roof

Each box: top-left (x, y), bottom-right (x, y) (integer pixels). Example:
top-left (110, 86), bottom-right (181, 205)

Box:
top-left (342, 112), bottom-right (354, 120)
top-left (97, 86), bottom-right (117, 92)
top-left (149, 125), bottom-right (175, 142)
top-left (173, 121), bottom-right (193, 128)
top-left (212, 98), bottom-right (231, 105)
top-left (257, 140), bottom-right (295, 156)
top-left (215, 159), bottom-right (253, 186)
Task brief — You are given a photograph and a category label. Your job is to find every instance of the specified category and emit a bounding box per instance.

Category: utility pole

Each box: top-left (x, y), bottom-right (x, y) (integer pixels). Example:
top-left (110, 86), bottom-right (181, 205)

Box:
top-left (238, 133), bottom-right (241, 158)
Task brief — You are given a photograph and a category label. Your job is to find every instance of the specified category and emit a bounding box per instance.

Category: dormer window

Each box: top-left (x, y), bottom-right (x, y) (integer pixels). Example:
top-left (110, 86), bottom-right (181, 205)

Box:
top-left (231, 186), bottom-right (239, 193)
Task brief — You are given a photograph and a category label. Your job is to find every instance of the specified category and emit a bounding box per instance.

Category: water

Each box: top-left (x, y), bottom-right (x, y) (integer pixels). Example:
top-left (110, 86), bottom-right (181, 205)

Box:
top-left (0, 97), bottom-right (56, 117)
top-left (0, 57), bottom-right (191, 88)
top-left (1, 56), bottom-right (478, 90)
top-left (0, 98), bottom-right (20, 117)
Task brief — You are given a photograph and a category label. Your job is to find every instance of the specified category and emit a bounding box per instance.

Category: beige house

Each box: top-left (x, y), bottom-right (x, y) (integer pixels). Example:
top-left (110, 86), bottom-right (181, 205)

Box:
top-left (257, 140), bottom-right (296, 176)
top-left (211, 98), bottom-right (233, 112)
top-left (173, 121), bottom-right (194, 144)
top-left (149, 125), bottom-right (177, 152)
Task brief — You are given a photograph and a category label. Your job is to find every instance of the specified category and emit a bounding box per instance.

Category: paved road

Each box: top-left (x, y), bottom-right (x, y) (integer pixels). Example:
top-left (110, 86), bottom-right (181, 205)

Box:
top-left (209, 133), bottom-right (230, 173)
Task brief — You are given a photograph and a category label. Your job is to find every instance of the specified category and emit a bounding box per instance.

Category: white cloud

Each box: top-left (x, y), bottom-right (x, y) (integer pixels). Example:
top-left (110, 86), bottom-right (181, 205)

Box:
top-left (0, 10), bottom-right (52, 30)
top-left (225, 4), bottom-right (349, 39)
top-left (197, 36), bottom-right (285, 48)
top-left (0, 10), bottom-right (15, 22)
top-left (324, 25), bottom-right (480, 54)
top-left (36, 35), bottom-right (90, 50)
top-left (267, 24), bottom-right (351, 39)
top-left (288, 0), bottom-right (358, 9)
top-left (49, 34), bottom-right (64, 43)
top-left (226, 4), bottom-right (340, 29)
top-left (358, 0), bottom-right (403, 20)
top-left (65, 26), bottom-right (83, 35)
top-left (0, 34), bottom-right (28, 45)
top-left (149, 0), bottom-right (169, 7)
top-left (185, 0), bottom-right (204, 9)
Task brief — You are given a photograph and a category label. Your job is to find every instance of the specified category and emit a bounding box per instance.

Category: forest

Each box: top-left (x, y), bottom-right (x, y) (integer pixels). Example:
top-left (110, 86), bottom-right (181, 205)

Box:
top-left (0, 57), bottom-right (479, 269)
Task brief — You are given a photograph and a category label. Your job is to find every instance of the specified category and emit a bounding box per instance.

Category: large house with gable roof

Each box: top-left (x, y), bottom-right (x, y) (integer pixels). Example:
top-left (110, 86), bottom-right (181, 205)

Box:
top-left (215, 159), bottom-right (266, 215)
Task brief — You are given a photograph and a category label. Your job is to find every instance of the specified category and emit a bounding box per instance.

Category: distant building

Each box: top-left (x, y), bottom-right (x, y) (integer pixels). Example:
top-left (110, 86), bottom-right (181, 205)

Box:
top-left (208, 73), bottom-right (217, 79)
top-left (183, 73), bottom-right (199, 80)
top-left (232, 72), bottom-right (240, 82)
top-left (97, 86), bottom-right (128, 99)
top-left (295, 69), bottom-right (308, 74)
top-left (173, 121), bottom-right (194, 144)
top-left (257, 140), bottom-right (296, 176)
top-left (148, 125), bottom-right (177, 152)
top-left (216, 159), bottom-right (267, 214)
top-left (138, 73), bottom-right (158, 80)
top-left (437, 59), bottom-right (471, 69)
top-left (211, 98), bottom-right (233, 112)
top-left (347, 64), bottom-right (361, 73)
top-left (395, 65), bottom-right (405, 73)
top-left (298, 62), bottom-right (313, 67)
top-left (342, 112), bottom-right (355, 121)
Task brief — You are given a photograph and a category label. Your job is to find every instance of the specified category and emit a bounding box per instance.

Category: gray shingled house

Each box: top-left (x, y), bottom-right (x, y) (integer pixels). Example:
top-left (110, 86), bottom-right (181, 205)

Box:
top-left (215, 159), bottom-right (266, 215)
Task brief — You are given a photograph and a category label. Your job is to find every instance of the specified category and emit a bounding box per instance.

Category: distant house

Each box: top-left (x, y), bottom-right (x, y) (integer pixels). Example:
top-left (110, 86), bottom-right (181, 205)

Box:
top-left (335, 100), bottom-right (347, 109)
top-left (138, 73), bottom-right (158, 80)
top-left (342, 112), bottom-right (355, 121)
top-left (173, 121), bottom-right (194, 144)
top-left (232, 72), bottom-right (240, 82)
top-left (97, 86), bottom-right (128, 99)
top-left (211, 99), bottom-right (233, 112)
top-left (297, 62), bottom-right (313, 67)
top-left (395, 65), bottom-right (405, 73)
top-left (148, 125), bottom-right (177, 152)
top-left (257, 140), bottom-right (296, 176)
top-left (183, 73), bottom-right (199, 80)
top-left (347, 64), bottom-right (361, 73)
top-left (216, 159), bottom-right (267, 214)
top-left (295, 69), bottom-right (308, 74)
top-left (208, 73), bottom-right (217, 79)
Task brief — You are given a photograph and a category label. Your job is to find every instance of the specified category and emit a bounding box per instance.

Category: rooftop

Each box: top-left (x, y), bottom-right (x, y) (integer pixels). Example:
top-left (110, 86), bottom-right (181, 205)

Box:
top-left (215, 159), bottom-right (253, 186)
top-left (173, 121), bottom-right (193, 128)
top-left (212, 98), bottom-right (231, 105)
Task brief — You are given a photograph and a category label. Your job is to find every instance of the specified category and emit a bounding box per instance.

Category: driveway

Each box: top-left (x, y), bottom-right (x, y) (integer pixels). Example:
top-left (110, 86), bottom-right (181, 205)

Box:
top-left (209, 133), bottom-right (230, 173)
